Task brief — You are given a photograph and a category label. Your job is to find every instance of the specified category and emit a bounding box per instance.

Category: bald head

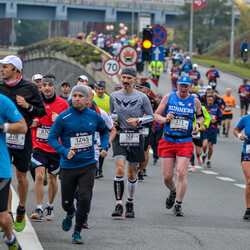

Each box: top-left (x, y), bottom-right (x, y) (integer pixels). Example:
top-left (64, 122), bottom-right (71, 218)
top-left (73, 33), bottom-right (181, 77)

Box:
top-left (226, 88), bottom-right (231, 96)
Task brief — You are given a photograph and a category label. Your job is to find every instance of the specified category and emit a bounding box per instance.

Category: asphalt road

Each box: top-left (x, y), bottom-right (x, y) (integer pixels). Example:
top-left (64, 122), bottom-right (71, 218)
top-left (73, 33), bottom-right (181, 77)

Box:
top-left (1, 63), bottom-right (250, 250)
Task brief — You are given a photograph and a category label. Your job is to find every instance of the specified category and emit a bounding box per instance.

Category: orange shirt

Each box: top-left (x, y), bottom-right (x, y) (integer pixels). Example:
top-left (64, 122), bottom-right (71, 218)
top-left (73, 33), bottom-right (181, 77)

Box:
top-left (221, 95), bottom-right (236, 114)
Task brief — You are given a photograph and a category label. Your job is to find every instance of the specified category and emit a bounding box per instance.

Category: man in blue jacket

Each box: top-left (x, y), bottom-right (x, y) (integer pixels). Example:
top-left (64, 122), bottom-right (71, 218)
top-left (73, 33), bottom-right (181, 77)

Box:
top-left (48, 85), bottom-right (109, 244)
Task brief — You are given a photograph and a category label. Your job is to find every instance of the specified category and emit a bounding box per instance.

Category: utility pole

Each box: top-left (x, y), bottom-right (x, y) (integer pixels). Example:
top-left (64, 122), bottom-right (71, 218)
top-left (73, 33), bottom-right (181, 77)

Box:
top-left (189, 0), bottom-right (194, 58)
top-left (230, 0), bottom-right (235, 67)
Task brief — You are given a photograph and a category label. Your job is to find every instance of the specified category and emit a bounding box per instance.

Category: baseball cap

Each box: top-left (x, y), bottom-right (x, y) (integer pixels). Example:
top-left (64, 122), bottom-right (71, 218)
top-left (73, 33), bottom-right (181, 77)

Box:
top-left (177, 75), bottom-right (191, 85)
top-left (207, 86), bottom-right (212, 89)
top-left (193, 63), bottom-right (198, 68)
top-left (114, 84), bottom-right (122, 90)
top-left (95, 81), bottom-right (106, 89)
top-left (136, 81), bottom-right (151, 90)
top-left (78, 75), bottom-right (88, 82)
top-left (155, 93), bottom-right (163, 98)
top-left (186, 56), bottom-right (190, 60)
top-left (31, 74), bottom-right (43, 81)
top-left (61, 82), bottom-right (70, 87)
top-left (211, 65), bottom-right (215, 68)
top-left (0, 55), bottom-right (23, 71)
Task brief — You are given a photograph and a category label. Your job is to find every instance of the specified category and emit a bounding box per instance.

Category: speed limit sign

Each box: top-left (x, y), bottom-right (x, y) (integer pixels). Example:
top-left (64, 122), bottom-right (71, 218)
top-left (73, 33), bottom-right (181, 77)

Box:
top-left (103, 58), bottom-right (120, 76)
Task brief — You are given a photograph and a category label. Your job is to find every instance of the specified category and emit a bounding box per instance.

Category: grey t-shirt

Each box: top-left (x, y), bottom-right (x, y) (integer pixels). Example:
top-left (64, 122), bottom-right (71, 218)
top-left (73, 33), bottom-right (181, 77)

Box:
top-left (110, 89), bottom-right (154, 130)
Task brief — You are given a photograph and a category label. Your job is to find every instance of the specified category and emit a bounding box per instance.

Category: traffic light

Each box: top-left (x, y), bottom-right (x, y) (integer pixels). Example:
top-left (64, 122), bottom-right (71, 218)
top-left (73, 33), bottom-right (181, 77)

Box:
top-left (142, 27), bottom-right (153, 61)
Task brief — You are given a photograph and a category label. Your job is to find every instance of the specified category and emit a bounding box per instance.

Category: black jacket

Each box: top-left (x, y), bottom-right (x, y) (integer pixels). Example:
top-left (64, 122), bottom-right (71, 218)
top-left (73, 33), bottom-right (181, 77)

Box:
top-left (0, 78), bottom-right (46, 128)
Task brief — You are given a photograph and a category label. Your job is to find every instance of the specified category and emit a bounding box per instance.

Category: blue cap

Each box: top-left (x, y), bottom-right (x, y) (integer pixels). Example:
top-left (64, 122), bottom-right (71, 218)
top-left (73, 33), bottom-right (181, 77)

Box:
top-left (177, 75), bottom-right (191, 85)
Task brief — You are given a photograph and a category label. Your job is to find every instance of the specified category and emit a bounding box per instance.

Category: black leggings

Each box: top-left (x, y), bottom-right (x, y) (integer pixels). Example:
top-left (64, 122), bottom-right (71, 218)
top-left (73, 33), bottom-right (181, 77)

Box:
top-left (60, 163), bottom-right (96, 232)
top-left (0, 178), bottom-right (11, 212)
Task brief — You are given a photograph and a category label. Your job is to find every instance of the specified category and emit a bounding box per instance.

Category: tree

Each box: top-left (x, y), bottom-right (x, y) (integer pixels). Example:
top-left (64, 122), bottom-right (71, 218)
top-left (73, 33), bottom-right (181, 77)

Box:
top-left (15, 20), bottom-right (48, 46)
top-left (174, 0), bottom-right (232, 51)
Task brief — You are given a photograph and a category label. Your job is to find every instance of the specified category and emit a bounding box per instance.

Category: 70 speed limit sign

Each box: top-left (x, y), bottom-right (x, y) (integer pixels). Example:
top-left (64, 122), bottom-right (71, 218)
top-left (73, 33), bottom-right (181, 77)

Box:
top-left (103, 58), bottom-right (120, 76)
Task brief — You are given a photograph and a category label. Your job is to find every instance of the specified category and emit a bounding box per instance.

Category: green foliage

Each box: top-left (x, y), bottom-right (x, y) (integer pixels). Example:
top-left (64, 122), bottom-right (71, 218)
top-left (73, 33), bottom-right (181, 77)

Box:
top-left (18, 38), bottom-right (102, 66)
top-left (15, 20), bottom-right (48, 46)
top-left (174, 0), bottom-right (231, 51)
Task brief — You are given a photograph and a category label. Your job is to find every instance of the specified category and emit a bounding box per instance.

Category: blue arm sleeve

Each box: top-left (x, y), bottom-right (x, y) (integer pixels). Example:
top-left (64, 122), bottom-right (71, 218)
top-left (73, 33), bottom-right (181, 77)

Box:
top-left (48, 115), bottom-right (70, 158)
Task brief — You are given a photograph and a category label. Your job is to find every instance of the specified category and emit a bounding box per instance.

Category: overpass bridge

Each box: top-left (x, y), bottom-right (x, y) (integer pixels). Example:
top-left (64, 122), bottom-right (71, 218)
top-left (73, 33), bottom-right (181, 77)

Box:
top-left (0, 0), bottom-right (185, 25)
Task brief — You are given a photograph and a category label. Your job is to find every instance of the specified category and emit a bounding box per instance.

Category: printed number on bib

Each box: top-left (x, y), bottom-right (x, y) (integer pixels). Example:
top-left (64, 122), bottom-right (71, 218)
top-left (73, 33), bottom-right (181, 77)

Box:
top-left (170, 116), bottom-right (189, 133)
top-left (224, 106), bottom-right (232, 112)
top-left (120, 130), bottom-right (139, 146)
top-left (37, 125), bottom-right (51, 143)
top-left (6, 133), bottom-right (25, 150)
top-left (70, 132), bottom-right (92, 153)
top-left (246, 142), bottom-right (250, 155)
top-left (192, 131), bottom-right (201, 139)
top-left (210, 82), bottom-right (216, 86)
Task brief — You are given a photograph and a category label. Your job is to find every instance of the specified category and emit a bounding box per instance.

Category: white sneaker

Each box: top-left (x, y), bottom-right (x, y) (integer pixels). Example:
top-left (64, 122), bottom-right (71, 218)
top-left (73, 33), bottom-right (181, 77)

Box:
top-left (44, 207), bottom-right (55, 221)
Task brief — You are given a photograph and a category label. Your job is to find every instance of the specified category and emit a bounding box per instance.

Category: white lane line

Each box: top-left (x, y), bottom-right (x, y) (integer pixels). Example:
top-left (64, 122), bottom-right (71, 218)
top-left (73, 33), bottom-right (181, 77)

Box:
top-left (216, 177), bottom-right (236, 182)
top-left (234, 184), bottom-right (246, 189)
top-left (11, 185), bottom-right (44, 250)
top-left (201, 170), bottom-right (218, 175)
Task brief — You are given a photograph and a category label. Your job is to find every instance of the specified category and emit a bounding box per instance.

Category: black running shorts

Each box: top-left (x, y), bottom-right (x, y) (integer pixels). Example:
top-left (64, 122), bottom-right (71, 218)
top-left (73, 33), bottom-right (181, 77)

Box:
top-left (0, 178), bottom-right (11, 212)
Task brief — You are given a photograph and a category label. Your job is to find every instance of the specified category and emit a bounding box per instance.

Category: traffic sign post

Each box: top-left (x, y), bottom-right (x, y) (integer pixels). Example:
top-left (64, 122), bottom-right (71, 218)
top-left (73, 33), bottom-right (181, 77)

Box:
top-left (140, 78), bottom-right (158, 98)
top-left (103, 58), bottom-right (120, 76)
top-left (152, 25), bottom-right (167, 46)
top-left (119, 45), bottom-right (138, 67)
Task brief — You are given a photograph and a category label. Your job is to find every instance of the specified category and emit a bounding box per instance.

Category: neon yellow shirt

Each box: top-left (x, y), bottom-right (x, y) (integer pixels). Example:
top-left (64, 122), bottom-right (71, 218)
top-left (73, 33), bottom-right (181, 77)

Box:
top-left (93, 93), bottom-right (110, 114)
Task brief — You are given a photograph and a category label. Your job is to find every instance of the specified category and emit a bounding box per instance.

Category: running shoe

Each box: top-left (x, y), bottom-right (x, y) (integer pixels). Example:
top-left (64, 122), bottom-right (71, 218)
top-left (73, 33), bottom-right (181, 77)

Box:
top-left (98, 170), bottom-right (104, 179)
top-left (5, 234), bottom-right (22, 250)
top-left (143, 169), bottom-right (147, 177)
top-left (82, 213), bottom-right (89, 229)
top-left (173, 205), bottom-right (184, 217)
top-left (165, 192), bottom-right (176, 209)
top-left (62, 209), bottom-right (75, 231)
top-left (153, 159), bottom-right (158, 165)
top-left (202, 154), bottom-right (207, 164)
top-left (206, 162), bottom-right (212, 168)
top-left (72, 231), bottom-right (84, 244)
top-left (125, 202), bottom-right (135, 218)
top-left (197, 157), bottom-right (202, 165)
top-left (138, 172), bottom-right (144, 182)
top-left (188, 166), bottom-right (196, 172)
top-left (222, 127), bottom-right (226, 135)
top-left (225, 132), bottom-right (228, 137)
top-left (30, 208), bottom-right (44, 220)
top-left (111, 204), bottom-right (123, 217)
top-left (44, 206), bottom-right (55, 221)
top-left (14, 213), bottom-right (26, 232)
top-left (243, 210), bottom-right (250, 220)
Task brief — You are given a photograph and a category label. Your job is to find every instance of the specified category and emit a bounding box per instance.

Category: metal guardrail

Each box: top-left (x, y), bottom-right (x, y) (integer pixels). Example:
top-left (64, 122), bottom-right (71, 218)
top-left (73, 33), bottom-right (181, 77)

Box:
top-left (5, 0), bottom-right (186, 11)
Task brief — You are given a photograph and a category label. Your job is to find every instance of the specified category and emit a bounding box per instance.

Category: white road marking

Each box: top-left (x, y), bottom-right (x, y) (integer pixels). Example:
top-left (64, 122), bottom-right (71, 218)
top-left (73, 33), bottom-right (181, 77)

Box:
top-left (194, 165), bottom-right (204, 169)
top-left (201, 170), bottom-right (218, 175)
top-left (234, 184), bottom-right (246, 189)
top-left (216, 177), bottom-right (236, 182)
top-left (11, 185), bottom-right (44, 250)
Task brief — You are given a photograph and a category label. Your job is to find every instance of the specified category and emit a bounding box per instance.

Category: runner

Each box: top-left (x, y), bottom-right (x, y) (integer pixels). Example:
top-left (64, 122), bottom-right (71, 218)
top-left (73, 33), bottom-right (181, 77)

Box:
top-left (170, 64), bottom-right (181, 91)
top-left (109, 67), bottom-right (154, 218)
top-left (189, 63), bottom-right (200, 86)
top-left (201, 95), bottom-right (223, 168)
top-left (221, 88), bottom-right (236, 137)
top-left (238, 79), bottom-right (250, 117)
top-left (0, 94), bottom-right (27, 250)
top-left (60, 82), bottom-right (71, 101)
top-left (233, 114), bottom-right (250, 219)
top-left (189, 105), bottom-right (211, 172)
top-left (205, 65), bottom-right (220, 90)
top-left (48, 85), bottom-right (109, 244)
top-left (136, 81), bottom-right (157, 180)
top-left (0, 55), bottom-right (46, 232)
top-left (30, 75), bottom-right (69, 221)
top-left (31, 74), bottom-right (43, 94)
top-left (154, 75), bottom-right (204, 216)
top-left (152, 93), bottom-right (164, 166)
top-left (195, 79), bottom-right (207, 97)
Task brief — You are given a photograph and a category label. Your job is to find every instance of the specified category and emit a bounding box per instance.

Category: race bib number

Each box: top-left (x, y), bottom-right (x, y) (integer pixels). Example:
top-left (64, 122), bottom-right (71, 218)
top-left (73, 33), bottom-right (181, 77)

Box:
top-left (6, 133), bottom-right (25, 149)
top-left (36, 125), bottom-right (51, 143)
top-left (142, 127), bottom-right (149, 137)
top-left (119, 130), bottom-right (139, 146)
top-left (170, 116), bottom-right (189, 133)
top-left (241, 92), bottom-right (246, 97)
top-left (173, 73), bottom-right (179, 78)
top-left (246, 142), bottom-right (250, 154)
top-left (224, 106), bottom-right (232, 112)
top-left (210, 82), bottom-right (216, 86)
top-left (210, 114), bottom-right (216, 120)
top-left (70, 132), bottom-right (92, 153)
top-left (192, 131), bottom-right (201, 139)
top-left (193, 75), bottom-right (197, 79)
